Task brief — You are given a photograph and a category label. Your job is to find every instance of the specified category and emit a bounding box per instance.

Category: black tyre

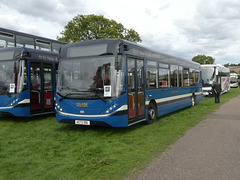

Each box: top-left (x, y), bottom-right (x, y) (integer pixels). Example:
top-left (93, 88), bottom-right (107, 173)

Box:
top-left (191, 95), bottom-right (196, 107)
top-left (147, 103), bottom-right (157, 124)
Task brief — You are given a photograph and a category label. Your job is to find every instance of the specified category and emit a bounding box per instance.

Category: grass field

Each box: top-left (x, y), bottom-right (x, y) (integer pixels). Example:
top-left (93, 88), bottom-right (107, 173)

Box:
top-left (1, 88), bottom-right (240, 180)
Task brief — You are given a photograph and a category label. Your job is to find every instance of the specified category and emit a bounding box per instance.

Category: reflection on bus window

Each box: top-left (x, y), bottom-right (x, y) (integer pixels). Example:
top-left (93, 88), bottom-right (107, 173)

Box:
top-left (57, 56), bottom-right (115, 98)
top-left (52, 43), bottom-right (62, 53)
top-left (0, 61), bottom-right (15, 94)
top-left (189, 68), bottom-right (195, 86)
top-left (170, 65), bottom-right (178, 87)
top-left (159, 63), bottom-right (169, 88)
top-left (36, 39), bottom-right (51, 52)
top-left (16, 35), bottom-right (34, 49)
top-left (0, 40), bottom-right (5, 48)
top-left (179, 66), bottom-right (183, 87)
top-left (183, 68), bottom-right (189, 87)
top-left (146, 60), bottom-right (157, 89)
top-left (16, 60), bottom-right (27, 93)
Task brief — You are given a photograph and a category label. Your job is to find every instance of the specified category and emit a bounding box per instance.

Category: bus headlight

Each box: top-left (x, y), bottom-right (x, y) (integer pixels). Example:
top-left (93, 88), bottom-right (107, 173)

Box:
top-left (105, 104), bottom-right (117, 114)
top-left (10, 98), bottom-right (19, 106)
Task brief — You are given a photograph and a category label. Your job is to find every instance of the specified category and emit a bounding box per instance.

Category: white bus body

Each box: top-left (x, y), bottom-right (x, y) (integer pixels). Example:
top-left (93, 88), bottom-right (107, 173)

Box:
top-left (230, 73), bottom-right (239, 88)
top-left (201, 64), bottom-right (230, 96)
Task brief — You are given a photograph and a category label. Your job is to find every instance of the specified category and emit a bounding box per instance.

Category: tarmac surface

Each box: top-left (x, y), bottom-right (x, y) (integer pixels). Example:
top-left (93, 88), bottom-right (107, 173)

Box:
top-left (136, 95), bottom-right (240, 180)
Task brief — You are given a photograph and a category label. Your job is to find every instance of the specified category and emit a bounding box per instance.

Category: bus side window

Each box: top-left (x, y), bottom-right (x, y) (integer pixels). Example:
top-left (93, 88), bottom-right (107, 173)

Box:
top-left (183, 68), bottom-right (189, 87)
top-left (0, 40), bottom-right (6, 48)
top-left (195, 70), bottom-right (200, 84)
top-left (189, 68), bottom-right (195, 86)
top-left (146, 60), bottom-right (158, 89)
top-left (170, 65), bottom-right (178, 87)
top-left (159, 63), bottom-right (170, 88)
top-left (179, 66), bottom-right (183, 87)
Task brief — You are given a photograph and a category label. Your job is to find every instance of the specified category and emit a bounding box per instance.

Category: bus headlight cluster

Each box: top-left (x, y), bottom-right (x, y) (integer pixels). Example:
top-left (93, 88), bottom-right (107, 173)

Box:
top-left (55, 103), bottom-right (63, 112)
top-left (10, 98), bottom-right (19, 106)
top-left (105, 104), bottom-right (117, 114)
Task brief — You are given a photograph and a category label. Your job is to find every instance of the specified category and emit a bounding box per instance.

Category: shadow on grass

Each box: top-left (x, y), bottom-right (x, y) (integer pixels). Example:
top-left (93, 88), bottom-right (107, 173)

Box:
top-left (56, 119), bottom-right (146, 135)
top-left (0, 113), bottom-right (56, 123)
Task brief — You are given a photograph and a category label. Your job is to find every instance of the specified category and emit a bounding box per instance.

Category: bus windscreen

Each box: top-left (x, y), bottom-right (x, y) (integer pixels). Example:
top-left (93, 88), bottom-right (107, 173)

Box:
top-left (0, 50), bottom-right (14, 60)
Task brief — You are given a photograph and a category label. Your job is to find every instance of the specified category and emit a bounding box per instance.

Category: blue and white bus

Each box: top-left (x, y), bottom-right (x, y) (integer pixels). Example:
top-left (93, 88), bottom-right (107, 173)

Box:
top-left (56, 39), bottom-right (202, 127)
top-left (0, 47), bottom-right (59, 116)
top-left (0, 28), bottom-right (66, 116)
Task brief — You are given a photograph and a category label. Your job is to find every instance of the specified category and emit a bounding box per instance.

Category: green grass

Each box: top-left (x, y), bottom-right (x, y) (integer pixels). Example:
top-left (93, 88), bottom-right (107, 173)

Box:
top-left (0, 88), bottom-right (240, 180)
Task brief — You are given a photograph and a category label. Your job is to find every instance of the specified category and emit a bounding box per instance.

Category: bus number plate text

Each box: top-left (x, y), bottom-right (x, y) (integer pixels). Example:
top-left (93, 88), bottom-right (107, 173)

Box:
top-left (75, 120), bottom-right (90, 126)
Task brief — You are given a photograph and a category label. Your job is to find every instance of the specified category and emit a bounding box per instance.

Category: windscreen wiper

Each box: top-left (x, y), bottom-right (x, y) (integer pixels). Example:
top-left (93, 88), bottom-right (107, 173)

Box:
top-left (58, 91), bottom-right (87, 102)
top-left (89, 89), bottom-right (106, 102)
top-left (58, 89), bottom-right (106, 102)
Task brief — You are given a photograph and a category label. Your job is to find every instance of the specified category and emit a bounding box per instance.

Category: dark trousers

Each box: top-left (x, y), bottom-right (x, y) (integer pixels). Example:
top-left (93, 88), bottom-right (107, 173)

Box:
top-left (214, 92), bottom-right (220, 103)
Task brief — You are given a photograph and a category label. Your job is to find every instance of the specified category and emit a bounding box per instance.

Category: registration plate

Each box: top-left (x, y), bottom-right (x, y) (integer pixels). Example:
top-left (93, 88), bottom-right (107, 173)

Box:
top-left (75, 120), bottom-right (90, 126)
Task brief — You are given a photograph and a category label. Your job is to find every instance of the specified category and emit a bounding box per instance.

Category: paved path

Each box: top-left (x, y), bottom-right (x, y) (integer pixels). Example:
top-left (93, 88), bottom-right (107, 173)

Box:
top-left (137, 95), bottom-right (240, 180)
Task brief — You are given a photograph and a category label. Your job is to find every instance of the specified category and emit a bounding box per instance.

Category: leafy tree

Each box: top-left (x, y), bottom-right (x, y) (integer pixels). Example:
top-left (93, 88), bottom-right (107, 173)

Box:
top-left (192, 55), bottom-right (215, 64)
top-left (57, 14), bottom-right (142, 43)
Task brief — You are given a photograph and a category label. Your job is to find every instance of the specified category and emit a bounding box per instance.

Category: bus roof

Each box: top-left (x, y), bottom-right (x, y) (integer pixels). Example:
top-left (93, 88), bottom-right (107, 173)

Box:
top-left (0, 27), bottom-right (66, 45)
top-left (0, 27), bottom-right (67, 52)
top-left (0, 47), bottom-right (58, 63)
top-left (201, 64), bottom-right (225, 67)
top-left (60, 39), bottom-right (200, 69)
top-left (201, 64), bottom-right (230, 73)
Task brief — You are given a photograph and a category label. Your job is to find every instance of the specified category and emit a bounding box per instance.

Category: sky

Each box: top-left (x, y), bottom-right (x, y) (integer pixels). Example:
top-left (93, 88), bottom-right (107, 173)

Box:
top-left (0, 0), bottom-right (240, 65)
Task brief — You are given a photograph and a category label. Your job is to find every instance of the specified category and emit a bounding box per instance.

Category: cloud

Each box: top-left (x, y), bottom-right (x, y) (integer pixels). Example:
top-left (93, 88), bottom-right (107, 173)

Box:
top-left (200, 0), bottom-right (240, 19)
top-left (171, 0), bottom-right (240, 64)
top-left (0, 0), bottom-right (89, 38)
top-left (0, 0), bottom-right (86, 25)
top-left (0, 0), bottom-right (240, 64)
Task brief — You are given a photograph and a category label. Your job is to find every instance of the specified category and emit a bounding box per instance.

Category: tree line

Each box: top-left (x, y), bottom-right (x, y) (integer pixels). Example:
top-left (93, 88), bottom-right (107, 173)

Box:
top-left (57, 14), bottom-right (142, 43)
top-left (224, 63), bottom-right (240, 67)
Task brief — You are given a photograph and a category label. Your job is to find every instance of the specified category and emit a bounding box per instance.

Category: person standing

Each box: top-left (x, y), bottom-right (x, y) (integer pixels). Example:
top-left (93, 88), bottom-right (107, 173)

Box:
top-left (212, 81), bottom-right (221, 103)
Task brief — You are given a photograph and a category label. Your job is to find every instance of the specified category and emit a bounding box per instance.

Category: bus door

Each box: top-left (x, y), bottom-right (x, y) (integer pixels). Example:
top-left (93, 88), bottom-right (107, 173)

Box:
top-left (43, 64), bottom-right (53, 111)
top-left (30, 62), bottom-right (53, 114)
top-left (127, 57), bottom-right (145, 124)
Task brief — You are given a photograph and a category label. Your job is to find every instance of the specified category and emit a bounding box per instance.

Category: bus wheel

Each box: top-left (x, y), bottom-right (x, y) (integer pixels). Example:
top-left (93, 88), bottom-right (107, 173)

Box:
top-left (147, 103), bottom-right (157, 124)
top-left (191, 95), bottom-right (196, 107)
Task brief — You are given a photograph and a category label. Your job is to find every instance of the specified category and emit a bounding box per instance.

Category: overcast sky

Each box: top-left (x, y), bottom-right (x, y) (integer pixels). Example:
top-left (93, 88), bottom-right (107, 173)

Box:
top-left (0, 0), bottom-right (240, 65)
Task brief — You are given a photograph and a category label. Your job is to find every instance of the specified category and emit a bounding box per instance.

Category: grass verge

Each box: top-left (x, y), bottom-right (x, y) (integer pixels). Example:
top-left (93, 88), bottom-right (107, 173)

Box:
top-left (0, 88), bottom-right (240, 180)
